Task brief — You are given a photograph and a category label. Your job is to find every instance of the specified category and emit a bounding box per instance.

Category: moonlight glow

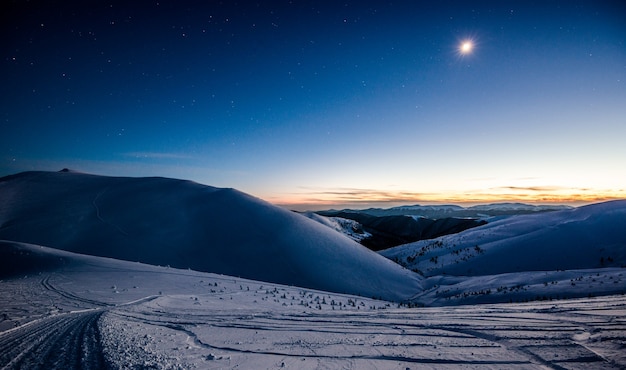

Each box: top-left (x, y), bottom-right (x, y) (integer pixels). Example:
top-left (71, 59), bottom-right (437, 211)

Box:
top-left (460, 41), bottom-right (473, 54)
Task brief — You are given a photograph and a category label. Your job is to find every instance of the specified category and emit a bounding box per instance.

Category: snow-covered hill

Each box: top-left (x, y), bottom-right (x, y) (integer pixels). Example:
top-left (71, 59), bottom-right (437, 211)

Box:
top-left (0, 170), bottom-right (422, 301)
top-left (380, 200), bottom-right (626, 277)
top-left (2, 170), bottom-right (623, 308)
top-left (379, 200), bottom-right (626, 305)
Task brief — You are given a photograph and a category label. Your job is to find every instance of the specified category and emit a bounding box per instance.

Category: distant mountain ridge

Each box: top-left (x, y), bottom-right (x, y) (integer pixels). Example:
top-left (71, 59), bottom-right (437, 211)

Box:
top-left (0, 170), bottom-right (423, 301)
top-left (323, 202), bottom-right (573, 219)
top-left (310, 202), bottom-right (568, 251)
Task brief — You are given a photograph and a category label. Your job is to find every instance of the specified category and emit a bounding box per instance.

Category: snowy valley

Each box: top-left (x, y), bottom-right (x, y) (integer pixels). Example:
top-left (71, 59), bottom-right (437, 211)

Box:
top-left (1, 170), bottom-right (625, 369)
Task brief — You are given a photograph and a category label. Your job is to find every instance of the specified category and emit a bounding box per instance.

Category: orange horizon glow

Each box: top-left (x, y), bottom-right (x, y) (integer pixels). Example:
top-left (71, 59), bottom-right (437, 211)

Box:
top-left (266, 188), bottom-right (626, 211)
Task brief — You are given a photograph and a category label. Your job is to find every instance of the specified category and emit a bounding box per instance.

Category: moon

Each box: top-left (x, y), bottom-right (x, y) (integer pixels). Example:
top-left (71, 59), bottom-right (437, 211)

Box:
top-left (460, 41), bottom-right (473, 54)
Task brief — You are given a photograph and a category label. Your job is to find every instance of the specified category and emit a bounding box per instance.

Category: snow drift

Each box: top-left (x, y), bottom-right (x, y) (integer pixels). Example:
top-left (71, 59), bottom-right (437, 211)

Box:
top-left (0, 170), bottom-right (422, 301)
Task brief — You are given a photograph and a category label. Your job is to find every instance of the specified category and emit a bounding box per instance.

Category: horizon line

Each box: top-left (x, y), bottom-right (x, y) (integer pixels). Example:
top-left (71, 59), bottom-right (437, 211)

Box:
top-left (273, 197), bottom-right (624, 212)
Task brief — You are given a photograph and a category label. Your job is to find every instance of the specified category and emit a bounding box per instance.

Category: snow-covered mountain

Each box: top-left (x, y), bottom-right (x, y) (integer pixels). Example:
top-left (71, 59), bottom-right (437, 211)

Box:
top-left (2, 173), bottom-right (624, 369)
top-left (0, 170), bottom-right (422, 301)
top-left (379, 200), bottom-right (626, 305)
top-left (1, 170), bottom-right (624, 308)
top-left (380, 200), bottom-right (626, 278)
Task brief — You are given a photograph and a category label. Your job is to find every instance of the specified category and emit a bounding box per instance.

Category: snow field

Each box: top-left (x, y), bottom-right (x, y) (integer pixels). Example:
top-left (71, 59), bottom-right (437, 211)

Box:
top-left (1, 243), bottom-right (625, 369)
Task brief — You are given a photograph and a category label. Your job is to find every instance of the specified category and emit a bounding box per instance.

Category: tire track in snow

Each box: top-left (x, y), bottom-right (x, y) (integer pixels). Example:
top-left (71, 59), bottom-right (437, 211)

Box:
top-left (142, 321), bottom-right (532, 366)
top-left (41, 276), bottom-right (114, 308)
top-left (0, 275), bottom-right (162, 369)
top-left (446, 325), bottom-right (608, 370)
top-left (0, 310), bottom-right (108, 370)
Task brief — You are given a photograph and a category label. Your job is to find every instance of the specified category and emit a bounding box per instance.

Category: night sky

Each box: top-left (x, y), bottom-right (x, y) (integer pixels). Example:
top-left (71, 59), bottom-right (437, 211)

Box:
top-left (2, 1), bottom-right (625, 210)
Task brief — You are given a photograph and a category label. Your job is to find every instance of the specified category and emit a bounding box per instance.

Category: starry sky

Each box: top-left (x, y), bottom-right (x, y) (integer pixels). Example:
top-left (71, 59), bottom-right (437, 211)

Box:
top-left (2, 1), bottom-right (625, 210)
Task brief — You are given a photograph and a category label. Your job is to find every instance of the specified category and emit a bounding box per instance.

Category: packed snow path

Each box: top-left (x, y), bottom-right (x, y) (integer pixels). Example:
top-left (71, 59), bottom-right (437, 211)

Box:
top-left (0, 310), bottom-right (106, 369)
top-left (1, 267), bottom-right (624, 369)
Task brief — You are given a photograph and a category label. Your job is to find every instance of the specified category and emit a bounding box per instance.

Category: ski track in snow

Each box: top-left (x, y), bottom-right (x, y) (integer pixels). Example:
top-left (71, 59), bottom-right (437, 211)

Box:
top-left (2, 269), bottom-right (624, 370)
top-left (92, 188), bottom-right (128, 236)
top-left (0, 309), bottom-right (106, 370)
top-left (41, 276), bottom-right (114, 308)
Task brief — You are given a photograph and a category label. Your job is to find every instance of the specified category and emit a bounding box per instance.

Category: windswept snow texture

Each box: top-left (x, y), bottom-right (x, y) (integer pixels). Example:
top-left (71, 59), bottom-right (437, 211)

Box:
top-left (0, 171), bottom-right (422, 302)
top-left (1, 241), bottom-right (625, 369)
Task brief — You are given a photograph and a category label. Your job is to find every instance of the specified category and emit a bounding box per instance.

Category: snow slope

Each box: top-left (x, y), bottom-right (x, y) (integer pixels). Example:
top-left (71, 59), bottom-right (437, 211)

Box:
top-left (378, 201), bottom-right (626, 305)
top-left (381, 200), bottom-right (626, 277)
top-left (1, 241), bottom-right (625, 369)
top-left (300, 212), bottom-right (372, 243)
top-left (0, 171), bottom-right (422, 301)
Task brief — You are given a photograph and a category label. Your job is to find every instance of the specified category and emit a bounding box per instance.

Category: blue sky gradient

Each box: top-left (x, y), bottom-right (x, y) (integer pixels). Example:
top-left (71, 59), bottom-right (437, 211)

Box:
top-left (2, 1), bottom-right (625, 209)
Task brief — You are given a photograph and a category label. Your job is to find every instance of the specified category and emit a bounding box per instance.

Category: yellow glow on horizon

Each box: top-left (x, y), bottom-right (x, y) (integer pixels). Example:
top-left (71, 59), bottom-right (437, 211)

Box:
top-left (267, 187), bottom-right (626, 211)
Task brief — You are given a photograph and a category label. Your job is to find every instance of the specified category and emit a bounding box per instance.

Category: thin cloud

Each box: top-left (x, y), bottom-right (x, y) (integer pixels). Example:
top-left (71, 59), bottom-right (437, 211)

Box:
top-left (291, 187), bottom-right (436, 203)
top-left (123, 152), bottom-right (194, 160)
top-left (495, 185), bottom-right (567, 192)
